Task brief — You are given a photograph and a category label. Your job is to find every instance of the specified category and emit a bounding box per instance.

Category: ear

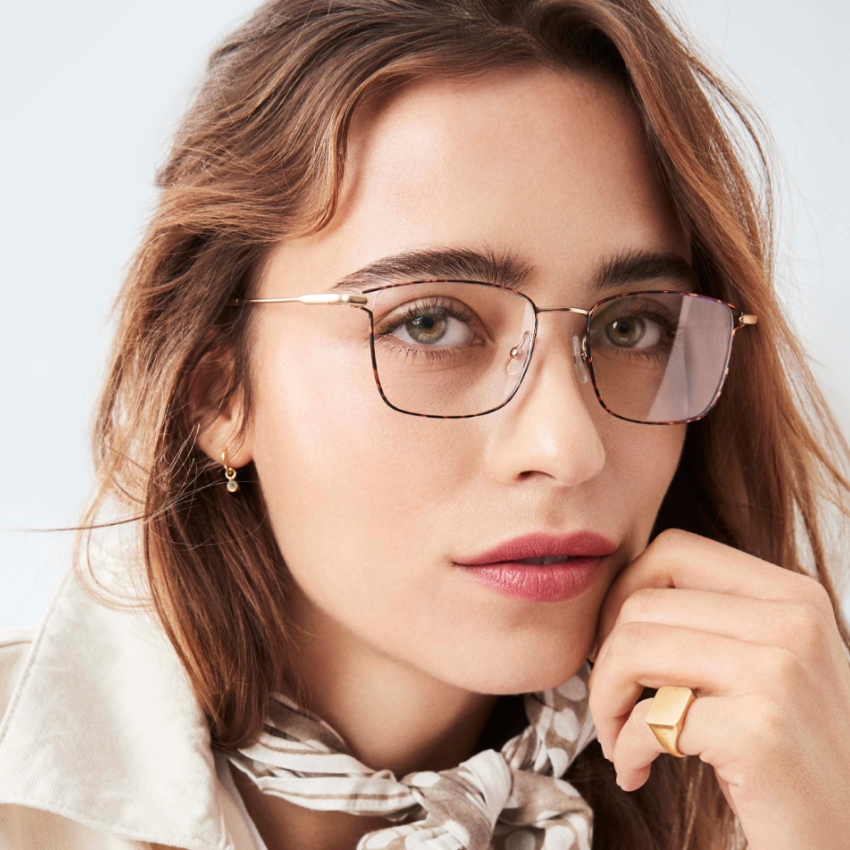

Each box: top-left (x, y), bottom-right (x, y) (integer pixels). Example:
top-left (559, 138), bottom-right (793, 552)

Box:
top-left (187, 345), bottom-right (254, 469)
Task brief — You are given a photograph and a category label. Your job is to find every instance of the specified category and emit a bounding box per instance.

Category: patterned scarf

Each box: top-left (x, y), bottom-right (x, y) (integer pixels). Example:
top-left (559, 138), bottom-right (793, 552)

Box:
top-left (224, 660), bottom-right (597, 850)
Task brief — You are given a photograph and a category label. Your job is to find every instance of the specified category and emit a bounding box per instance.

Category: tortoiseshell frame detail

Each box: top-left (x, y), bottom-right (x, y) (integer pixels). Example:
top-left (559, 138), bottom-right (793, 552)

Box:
top-left (228, 280), bottom-right (758, 424)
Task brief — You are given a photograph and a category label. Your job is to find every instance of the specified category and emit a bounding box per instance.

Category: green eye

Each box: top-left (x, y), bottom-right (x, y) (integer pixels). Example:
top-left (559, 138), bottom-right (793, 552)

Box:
top-left (604, 317), bottom-right (657, 347)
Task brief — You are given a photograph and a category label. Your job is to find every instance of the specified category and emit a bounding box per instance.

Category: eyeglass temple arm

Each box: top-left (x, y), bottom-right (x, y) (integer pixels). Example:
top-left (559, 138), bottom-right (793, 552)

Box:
top-left (227, 294), bottom-right (368, 307)
top-left (228, 294), bottom-right (759, 327)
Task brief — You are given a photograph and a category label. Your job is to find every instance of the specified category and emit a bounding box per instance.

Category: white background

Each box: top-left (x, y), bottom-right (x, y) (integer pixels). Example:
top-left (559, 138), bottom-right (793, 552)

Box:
top-left (2, 1), bottom-right (849, 628)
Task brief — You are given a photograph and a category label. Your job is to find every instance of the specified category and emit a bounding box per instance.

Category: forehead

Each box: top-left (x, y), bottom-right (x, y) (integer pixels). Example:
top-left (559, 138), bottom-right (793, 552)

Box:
top-left (260, 65), bottom-right (689, 296)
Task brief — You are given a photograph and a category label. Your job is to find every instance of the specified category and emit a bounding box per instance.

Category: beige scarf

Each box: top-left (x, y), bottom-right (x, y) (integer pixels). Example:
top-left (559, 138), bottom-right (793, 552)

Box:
top-left (225, 660), bottom-right (597, 850)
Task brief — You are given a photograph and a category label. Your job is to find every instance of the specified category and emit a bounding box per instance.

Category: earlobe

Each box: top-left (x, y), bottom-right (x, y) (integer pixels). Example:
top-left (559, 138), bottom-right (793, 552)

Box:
top-left (187, 345), bottom-right (254, 468)
top-left (194, 391), bottom-right (254, 469)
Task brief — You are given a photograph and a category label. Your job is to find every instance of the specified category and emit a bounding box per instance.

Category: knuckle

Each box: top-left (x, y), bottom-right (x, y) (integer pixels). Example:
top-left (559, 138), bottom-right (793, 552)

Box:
top-left (619, 587), bottom-right (658, 623)
top-left (609, 619), bottom-right (651, 661)
top-left (801, 575), bottom-right (833, 615)
top-left (587, 688), bottom-right (607, 724)
top-left (782, 603), bottom-right (824, 656)
top-left (759, 645), bottom-right (799, 687)
top-left (587, 688), bottom-right (605, 720)
top-left (653, 527), bottom-right (695, 553)
top-left (625, 704), bottom-right (649, 748)
top-left (748, 694), bottom-right (787, 744)
top-left (636, 697), bottom-right (657, 738)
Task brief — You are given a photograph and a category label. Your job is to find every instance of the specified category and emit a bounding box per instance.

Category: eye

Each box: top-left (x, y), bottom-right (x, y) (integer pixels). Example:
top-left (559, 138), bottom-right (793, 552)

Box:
top-left (603, 316), bottom-right (663, 348)
top-left (377, 297), bottom-right (479, 348)
top-left (590, 295), bottom-right (678, 355)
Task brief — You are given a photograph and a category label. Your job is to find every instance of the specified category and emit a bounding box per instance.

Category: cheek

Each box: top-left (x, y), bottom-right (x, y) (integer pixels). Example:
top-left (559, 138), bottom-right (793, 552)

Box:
top-left (603, 421), bottom-right (686, 536)
top-left (249, 326), bottom-right (480, 639)
top-left (248, 338), bottom-right (582, 693)
top-left (246, 320), bottom-right (687, 695)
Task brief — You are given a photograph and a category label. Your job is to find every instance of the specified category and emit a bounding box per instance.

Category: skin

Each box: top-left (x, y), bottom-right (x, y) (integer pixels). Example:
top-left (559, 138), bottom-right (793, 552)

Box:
top-left (588, 529), bottom-right (850, 849)
top-left (198, 65), bottom-right (850, 849)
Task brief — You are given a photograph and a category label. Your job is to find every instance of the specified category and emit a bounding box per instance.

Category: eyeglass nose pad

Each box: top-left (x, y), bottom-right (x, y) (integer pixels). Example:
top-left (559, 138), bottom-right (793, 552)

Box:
top-left (505, 330), bottom-right (531, 377)
top-left (573, 334), bottom-right (590, 384)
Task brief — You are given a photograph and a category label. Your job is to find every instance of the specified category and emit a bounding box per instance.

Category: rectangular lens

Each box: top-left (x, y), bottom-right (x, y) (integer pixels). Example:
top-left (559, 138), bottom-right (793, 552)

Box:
top-left (587, 292), bottom-right (735, 423)
top-left (370, 281), bottom-right (535, 416)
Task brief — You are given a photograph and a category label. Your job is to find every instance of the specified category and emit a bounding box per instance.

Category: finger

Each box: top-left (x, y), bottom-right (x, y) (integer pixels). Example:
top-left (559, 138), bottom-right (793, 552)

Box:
top-left (612, 693), bottom-right (765, 794)
top-left (587, 622), bottom-right (783, 757)
top-left (592, 588), bottom-right (824, 669)
top-left (595, 529), bottom-right (825, 655)
top-left (610, 694), bottom-right (705, 791)
top-left (609, 696), bottom-right (661, 791)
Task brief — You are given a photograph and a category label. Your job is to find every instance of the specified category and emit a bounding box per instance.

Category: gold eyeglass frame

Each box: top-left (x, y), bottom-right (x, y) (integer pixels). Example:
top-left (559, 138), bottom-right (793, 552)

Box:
top-left (227, 279), bottom-right (758, 424)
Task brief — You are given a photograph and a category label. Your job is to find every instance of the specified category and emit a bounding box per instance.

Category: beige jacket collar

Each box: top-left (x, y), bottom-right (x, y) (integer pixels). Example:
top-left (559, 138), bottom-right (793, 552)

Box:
top-left (0, 566), bottom-right (255, 850)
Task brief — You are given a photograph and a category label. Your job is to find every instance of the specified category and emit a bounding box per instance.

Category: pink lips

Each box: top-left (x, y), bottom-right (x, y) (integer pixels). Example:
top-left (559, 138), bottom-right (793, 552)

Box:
top-left (454, 531), bottom-right (618, 603)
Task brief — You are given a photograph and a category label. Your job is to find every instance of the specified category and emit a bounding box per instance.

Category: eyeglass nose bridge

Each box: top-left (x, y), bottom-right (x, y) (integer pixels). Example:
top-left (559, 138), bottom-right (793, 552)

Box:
top-left (509, 305), bottom-right (591, 385)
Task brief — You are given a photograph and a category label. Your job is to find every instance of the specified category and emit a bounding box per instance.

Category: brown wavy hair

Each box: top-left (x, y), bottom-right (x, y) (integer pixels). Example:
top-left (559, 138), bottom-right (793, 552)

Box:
top-left (76, 1), bottom-right (850, 848)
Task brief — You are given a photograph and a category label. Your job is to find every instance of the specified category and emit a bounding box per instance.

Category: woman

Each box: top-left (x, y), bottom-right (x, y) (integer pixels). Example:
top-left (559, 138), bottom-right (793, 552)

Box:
top-left (1, 0), bottom-right (849, 848)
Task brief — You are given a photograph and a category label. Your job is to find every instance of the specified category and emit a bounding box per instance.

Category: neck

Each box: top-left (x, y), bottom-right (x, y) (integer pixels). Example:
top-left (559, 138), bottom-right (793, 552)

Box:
top-left (232, 591), bottom-right (506, 850)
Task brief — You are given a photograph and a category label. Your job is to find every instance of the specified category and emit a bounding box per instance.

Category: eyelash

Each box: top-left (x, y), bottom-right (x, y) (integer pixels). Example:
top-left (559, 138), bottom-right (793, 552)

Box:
top-left (599, 304), bottom-right (677, 335)
top-left (591, 305), bottom-right (677, 362)
top-left (371, 295), bottom-right (680, 363)
top-left (374, 297), bottom-right (479, 360)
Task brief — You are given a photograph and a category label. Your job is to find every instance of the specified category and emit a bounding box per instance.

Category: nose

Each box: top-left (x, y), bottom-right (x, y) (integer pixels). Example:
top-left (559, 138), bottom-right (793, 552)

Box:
top-left (489, 311), bottom-right (606, 486)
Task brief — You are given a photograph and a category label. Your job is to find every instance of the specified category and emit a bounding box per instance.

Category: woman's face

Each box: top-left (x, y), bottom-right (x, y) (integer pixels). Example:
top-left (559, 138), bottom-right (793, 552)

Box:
top-left (224, 66), bottom-right (689, 695)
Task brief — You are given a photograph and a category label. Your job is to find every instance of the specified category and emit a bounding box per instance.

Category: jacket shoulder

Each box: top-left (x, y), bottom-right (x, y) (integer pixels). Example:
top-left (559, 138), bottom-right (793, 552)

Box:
top-left (0, 803), bottom-right (155, 849)
top-left (0, 629), bottom-right (158, 849)
top-left (0, 626), bottom-right (38, 722)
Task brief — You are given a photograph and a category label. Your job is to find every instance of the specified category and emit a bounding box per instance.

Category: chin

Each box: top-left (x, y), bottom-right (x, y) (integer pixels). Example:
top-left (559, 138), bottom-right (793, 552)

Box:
top-left (442, 651), bottom-right (590, 696)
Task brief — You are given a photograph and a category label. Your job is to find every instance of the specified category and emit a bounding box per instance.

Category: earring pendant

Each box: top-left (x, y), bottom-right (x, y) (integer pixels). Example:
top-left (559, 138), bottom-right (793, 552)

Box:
top-left (222, 449), bottom-right (240, 493)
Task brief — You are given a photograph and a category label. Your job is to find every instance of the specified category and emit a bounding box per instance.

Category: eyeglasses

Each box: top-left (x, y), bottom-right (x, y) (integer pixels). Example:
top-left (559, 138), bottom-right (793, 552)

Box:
top-left (229, 280), bottom-right (757, 424)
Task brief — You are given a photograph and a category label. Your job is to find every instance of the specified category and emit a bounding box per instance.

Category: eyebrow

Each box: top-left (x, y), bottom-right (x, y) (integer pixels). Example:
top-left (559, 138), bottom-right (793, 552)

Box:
top-left (327, 245), bottom-right (534, 293)
top-left (594, 250), bottom-right (698, 293)
top-left (326, 246), bottom-right (698, 296)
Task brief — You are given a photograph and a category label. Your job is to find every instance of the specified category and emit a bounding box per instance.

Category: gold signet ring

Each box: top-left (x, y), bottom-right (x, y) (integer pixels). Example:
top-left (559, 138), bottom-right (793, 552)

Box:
top-left (645, 686), bottom-right (696, 758)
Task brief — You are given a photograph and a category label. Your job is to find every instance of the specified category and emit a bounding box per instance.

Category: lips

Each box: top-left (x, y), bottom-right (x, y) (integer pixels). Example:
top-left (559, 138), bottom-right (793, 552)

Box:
top-left (455, 530), bottom-right (618, 567)
top-left (454, 530), bottom-right (619, 603)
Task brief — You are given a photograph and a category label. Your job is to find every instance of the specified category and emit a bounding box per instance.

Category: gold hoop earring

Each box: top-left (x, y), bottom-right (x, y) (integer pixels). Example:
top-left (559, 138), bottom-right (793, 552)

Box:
top-left (221, 448), bottom-right (240, 493)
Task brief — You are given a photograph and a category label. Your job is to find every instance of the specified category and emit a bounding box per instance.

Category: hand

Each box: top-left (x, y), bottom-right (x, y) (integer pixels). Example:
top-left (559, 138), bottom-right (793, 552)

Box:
top-left (586, 528), bottom-right (850, 850)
